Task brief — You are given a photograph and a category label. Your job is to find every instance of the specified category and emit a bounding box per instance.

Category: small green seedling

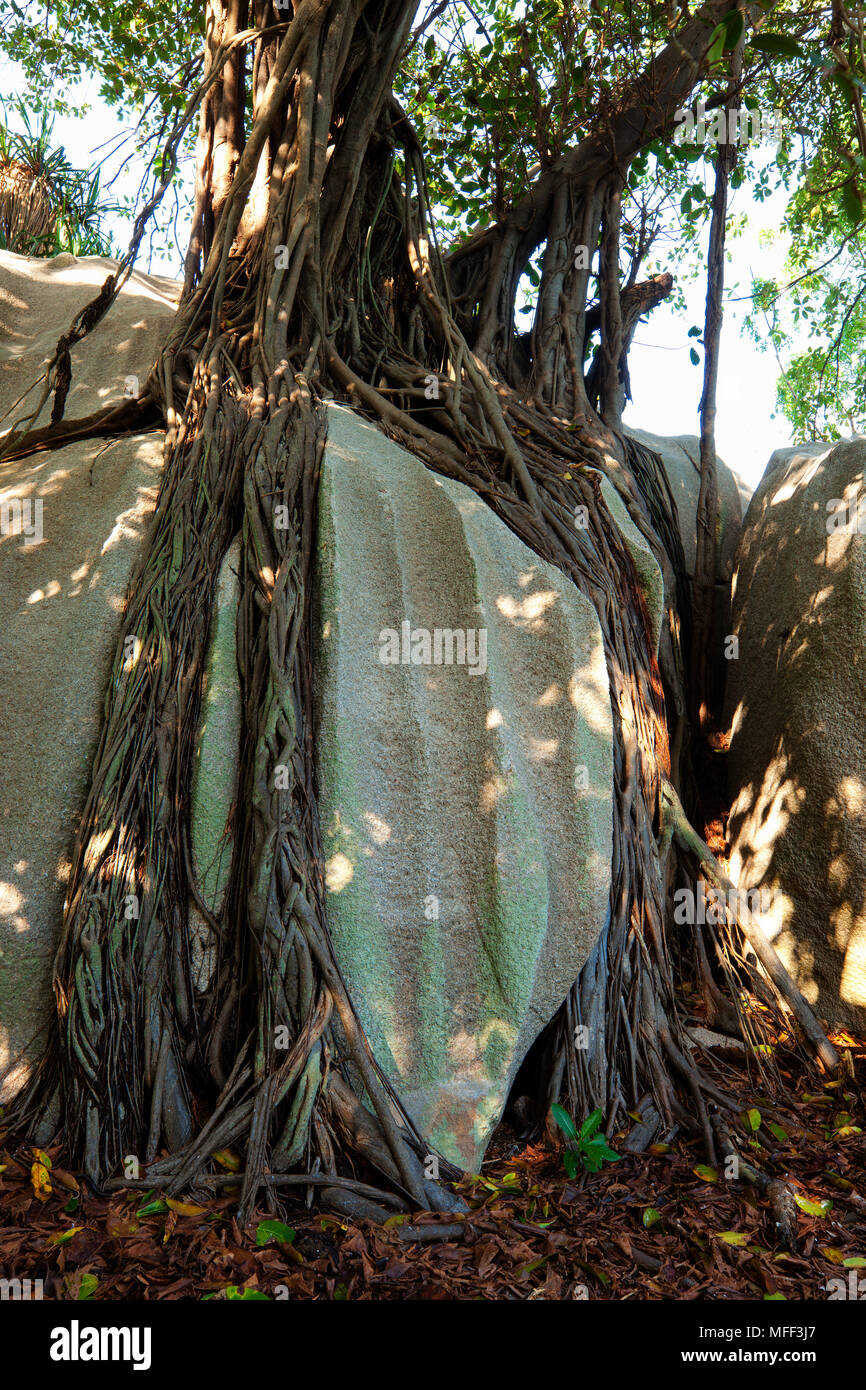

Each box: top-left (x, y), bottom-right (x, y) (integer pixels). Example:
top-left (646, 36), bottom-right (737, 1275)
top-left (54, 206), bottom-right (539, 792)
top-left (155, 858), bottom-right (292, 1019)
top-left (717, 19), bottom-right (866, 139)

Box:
top-left (551, 1104), bottom-right (621, 1177)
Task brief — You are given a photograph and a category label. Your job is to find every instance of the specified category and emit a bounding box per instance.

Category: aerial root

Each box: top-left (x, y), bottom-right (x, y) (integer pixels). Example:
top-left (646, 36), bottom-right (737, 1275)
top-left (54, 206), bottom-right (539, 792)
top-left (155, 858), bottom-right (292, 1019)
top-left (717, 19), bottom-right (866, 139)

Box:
top-left (661, 778), bottom-right (839, 1073)
top-left (711, 1112), bottom-right (799, 1253)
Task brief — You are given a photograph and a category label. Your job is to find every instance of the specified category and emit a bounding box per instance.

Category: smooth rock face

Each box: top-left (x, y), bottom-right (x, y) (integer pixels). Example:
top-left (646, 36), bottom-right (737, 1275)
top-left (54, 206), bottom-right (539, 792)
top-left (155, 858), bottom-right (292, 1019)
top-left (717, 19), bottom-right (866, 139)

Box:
top-left (0, 249), bottom-right (180, 424)
top-left (726, 439), bottom-right (866, 1032)
top-left (189, 537), bottom-right (242, 990)
top-left (314, 405), bottom-right (614, 1169)
top-left (0, 251), bottom-right (179, 1097)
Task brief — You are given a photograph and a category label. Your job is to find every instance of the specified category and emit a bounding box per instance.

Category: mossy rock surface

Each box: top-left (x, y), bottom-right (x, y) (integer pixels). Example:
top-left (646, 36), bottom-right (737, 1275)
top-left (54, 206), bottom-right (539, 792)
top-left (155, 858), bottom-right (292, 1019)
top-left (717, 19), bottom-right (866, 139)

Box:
top-left (314, 405), bottom-right (614, 1169)
top-left (190, 537), bottom-right (242, 917)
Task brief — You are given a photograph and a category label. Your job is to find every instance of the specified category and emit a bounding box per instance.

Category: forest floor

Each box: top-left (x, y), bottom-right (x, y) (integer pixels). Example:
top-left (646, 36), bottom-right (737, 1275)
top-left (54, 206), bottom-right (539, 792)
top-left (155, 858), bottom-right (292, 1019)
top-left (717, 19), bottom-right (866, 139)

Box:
top-left (2, 1028), bottom-right (865, 1301)
top-left (2, 746), bottom-right (863, 1301)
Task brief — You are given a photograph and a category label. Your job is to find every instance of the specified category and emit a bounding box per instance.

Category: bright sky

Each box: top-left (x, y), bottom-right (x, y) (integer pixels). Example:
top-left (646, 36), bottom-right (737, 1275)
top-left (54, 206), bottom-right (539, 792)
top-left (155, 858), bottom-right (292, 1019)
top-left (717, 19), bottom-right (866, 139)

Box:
top-left (624, 166), bottom-right (795, 492)
top-left (1, 61), bottom-right (803, 492)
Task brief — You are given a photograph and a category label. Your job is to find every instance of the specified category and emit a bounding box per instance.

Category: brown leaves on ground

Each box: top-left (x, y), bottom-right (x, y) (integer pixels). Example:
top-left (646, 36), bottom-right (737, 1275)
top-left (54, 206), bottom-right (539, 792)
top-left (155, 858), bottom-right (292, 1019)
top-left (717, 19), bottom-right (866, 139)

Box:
top-left (1, 1034), bottom-right (864, 1301)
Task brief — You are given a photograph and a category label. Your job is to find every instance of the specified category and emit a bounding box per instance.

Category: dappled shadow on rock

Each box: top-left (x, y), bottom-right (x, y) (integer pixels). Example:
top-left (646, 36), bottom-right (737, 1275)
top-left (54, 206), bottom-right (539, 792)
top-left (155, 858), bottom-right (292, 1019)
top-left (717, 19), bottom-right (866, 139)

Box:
top-left (0, 250), bottom-right (179, 1098)
top-left (726, 439), bottom-right (866, 1034)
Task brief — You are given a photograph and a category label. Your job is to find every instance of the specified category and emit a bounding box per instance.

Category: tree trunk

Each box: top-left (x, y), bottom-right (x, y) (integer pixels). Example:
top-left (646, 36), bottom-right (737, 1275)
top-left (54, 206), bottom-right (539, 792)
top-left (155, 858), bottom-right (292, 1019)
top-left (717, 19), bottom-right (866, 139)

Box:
top-left (5, 0), bottom-right (835, 1221)
top-left (692, 45), bottom-right (743, 731)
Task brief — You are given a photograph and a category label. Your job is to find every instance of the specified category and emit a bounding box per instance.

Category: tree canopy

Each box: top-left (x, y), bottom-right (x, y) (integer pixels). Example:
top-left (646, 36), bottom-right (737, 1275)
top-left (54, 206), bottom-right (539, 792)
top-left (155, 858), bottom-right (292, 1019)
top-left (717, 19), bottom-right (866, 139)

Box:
top-left (4, 0), bottom-right (865, 432)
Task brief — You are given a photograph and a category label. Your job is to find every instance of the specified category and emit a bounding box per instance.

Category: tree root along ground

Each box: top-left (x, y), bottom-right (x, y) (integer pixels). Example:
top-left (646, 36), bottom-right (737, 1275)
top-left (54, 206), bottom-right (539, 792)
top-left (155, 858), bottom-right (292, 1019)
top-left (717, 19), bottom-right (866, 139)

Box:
top-left (1, 1030), bottom-right (864, 1300)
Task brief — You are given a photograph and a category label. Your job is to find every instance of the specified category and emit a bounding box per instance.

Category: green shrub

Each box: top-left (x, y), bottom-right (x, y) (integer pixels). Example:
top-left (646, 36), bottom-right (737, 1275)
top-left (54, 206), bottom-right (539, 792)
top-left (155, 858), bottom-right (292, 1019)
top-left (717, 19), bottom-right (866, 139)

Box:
top-left (0, 97), bottom-right (117, 257)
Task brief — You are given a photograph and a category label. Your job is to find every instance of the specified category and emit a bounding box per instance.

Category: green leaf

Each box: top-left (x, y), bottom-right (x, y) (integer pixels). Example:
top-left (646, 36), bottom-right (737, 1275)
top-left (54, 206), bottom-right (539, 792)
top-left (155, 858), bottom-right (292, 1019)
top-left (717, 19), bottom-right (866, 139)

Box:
top-left (749, 33), bottom-right (804, 60)
top-left (138, 1198), bottom-right (169, 1217)
top-left (578, 1108), bottom-right (604, 1142)
top-left (843, 1257), bottom-right (866, 1268)
top-left (563, 1149), bottom-right (579, 1179)
top-left (586, 1140), bottom-right (621, 1164)
top-left (165, 1199), bottom-right (207, 1217)
top-left (551, 1103), bottom-right (579, 1143)
top-left (706, 22), bottom-right (727, 66)
top-left (715, 1231), bottom-right (750, 1246)
top-left (518, 1255), bottom-right (551, 1276)
top-left (694, 1164), bottom-right (719, 1183)
top-left (63, 1272), bottom-right (98, 1300)
top-left (841, 182), bottom-right (863, 227)
top-left (690, 346), bottom-right (701, 365)
top-left (794, 1194), bottom-right (832, 1217)
top-left (744, 1107), bottom-right (761, 1132)
top-left (819, 1246), bottom-right (846, 1263)
top-left (47, 1225), bottom-right (83, 1247)
top-left (768, 1122), bottom-right (788, 1142)
top-left (720, 9), bottom-right (745, 51)
top-left (225, 1285), bottom-right (271, 1300)
top-left (642, 1207), bottom-right (662, 1229)
top-left (826, 1172), bottom-right (854, 1191)
top-left (255, 1220), bottom-right (296, 1248)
